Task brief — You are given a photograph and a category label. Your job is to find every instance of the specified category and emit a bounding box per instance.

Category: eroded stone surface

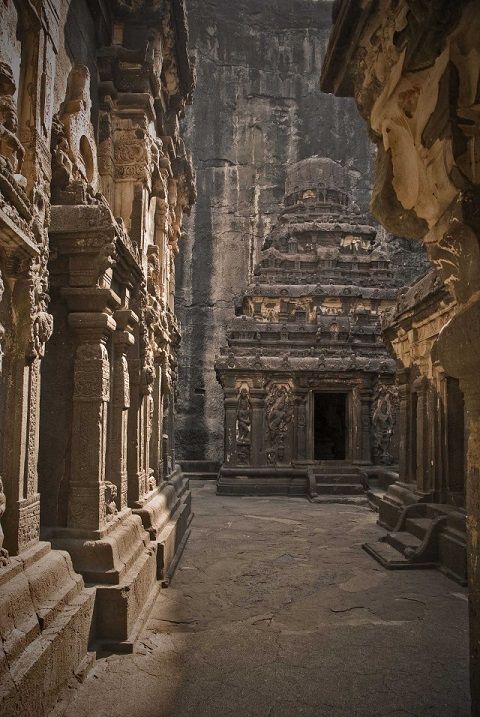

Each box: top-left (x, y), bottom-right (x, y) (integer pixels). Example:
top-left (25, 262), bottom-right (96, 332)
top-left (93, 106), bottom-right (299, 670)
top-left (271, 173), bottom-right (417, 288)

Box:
top-left (54, 482), bottom-right (470, 717)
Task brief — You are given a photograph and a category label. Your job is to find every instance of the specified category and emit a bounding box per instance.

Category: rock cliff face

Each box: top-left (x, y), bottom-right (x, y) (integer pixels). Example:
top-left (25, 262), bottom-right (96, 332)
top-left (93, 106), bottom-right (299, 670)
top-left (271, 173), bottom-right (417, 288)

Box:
top-left (175, 0), bottom-right (425, 461)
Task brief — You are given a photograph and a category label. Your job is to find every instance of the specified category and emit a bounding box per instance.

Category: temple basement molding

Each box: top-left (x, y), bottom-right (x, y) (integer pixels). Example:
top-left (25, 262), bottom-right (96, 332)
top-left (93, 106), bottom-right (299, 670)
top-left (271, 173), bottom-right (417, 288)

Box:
top-left (321, 0), bottom-right (480, 711)
top-left (215, 156), bottom-right (399, 498)
top-left (0, 0), bottom-right (195, 714)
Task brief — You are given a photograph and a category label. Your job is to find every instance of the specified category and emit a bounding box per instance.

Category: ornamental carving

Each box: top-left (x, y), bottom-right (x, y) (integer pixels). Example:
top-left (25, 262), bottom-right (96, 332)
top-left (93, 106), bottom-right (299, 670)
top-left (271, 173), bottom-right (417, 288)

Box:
top-left (104, 481), bottom-right (118, 521)
top-left (0, 62), bottom-right (25, 180)
top-left (236, 385), bottom-right (251, 465)
top-left (28, 252), bottom-right (53, 360)
top-left (265, 383), bottom-right (293, 464)
top-left (74, 343), bottom-right (110, 401)
top-left (51, 64), bottom-right (99, 205)
top-left (371, 383), bottom-right (399, 465)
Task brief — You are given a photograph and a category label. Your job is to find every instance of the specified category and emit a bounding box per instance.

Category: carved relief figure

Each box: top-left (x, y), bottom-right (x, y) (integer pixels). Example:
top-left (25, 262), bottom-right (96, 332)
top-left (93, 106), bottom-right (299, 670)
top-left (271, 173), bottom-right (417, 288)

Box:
top-left (0, 62), bottom-right (25, 181)
top-left (236, 385), bottom-right (252, 465)
top-left (29, 253), bottom-right (53, 360)
top-left (371, 383), bottom-right (399, 465)
top-left (265, 383), bottom-right (293, 463)
top-left (51, 64), bottom-right (99, 204)
top-left (104, 481), bottom-right (118, 521)
top-left (236, 386), bottom-right (251, 443)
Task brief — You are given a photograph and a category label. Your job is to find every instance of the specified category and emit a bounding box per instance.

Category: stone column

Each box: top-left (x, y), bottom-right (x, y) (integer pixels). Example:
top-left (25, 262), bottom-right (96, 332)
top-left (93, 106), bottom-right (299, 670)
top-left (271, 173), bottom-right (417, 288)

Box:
top-left (67, 309), bottom-right (116, 531)
top-left (413, 376), bottom-right (429, 495)
top-left (108, 309), bottom-right (136, 511)
top-left (397, 368), bottom-right (410, 483)
top-left (351, 386), bottom-right (362, 463)
top-left (150, 360), bottom-right (163, 485)
top-left (294, 391), bottom-right (308, 462)
top-left (358, 386), bottom-right (372, 464)
top-left (250, 389), bottom-right (265, 466)
top-left (127, 353), bottom-right (143, 505)
top-left (306, 390), bottom-right (314, 462)
top-left (2, 255), bottom-right (52, 555)
top-left (224, 391), bottom-right (237, 466)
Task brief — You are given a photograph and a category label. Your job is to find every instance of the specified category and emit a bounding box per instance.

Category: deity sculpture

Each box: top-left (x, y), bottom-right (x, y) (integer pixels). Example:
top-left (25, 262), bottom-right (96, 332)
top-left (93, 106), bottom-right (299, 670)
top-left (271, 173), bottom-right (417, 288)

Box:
top-left (372, 383), bottom-right (398, 465)
top-left (265, 384), bottom-right (293, 463)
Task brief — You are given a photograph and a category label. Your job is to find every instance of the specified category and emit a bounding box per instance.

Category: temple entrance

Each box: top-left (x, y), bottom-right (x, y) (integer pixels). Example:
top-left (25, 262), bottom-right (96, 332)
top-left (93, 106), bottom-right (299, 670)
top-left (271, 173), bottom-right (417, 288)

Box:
top-left (314, 393), bottom-right (346, 460)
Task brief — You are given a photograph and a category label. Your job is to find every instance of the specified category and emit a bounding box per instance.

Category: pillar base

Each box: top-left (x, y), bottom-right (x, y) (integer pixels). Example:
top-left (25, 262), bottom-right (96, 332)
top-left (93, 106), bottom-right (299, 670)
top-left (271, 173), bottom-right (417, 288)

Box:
top-left (48, 511), bottom-right (157, 647)
top-left (132, 465), bottom-right (193, 586)
top-left (0, 542), bottom-right (95, 717)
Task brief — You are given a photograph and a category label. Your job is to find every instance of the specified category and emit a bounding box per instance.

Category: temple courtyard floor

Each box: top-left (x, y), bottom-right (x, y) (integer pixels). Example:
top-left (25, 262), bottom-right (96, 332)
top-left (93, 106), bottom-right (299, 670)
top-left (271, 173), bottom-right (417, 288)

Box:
top-left (53, 481), bottom-right (470, 717)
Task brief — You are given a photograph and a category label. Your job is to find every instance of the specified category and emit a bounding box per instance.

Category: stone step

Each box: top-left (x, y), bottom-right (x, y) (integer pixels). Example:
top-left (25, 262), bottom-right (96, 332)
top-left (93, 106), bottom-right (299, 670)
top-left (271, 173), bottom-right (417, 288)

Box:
top-left (182, 471), bottom-right (218, 480)
top-left (363, 539), bottom-right (438, 571)
top-left (312, 465), bottom-right (359, 476)
top-left (386, 531), bottom-right (422, 555)
top-left (180, 460), bottom-right (220, 477)
top-left (313, 483), bottom-right (364, 495)
top-left (426, 503), bottom-right (459, 519)
top-left (315, 474), bottom-right (363, 485)
top-left (363, 540), bottom-right (411, 568)
top-left (405, 517), bottom-right (432, 541)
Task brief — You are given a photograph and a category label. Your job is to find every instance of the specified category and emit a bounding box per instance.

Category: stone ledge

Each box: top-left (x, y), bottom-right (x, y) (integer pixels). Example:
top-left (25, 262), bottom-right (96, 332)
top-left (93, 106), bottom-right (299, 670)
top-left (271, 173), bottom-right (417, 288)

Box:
top-left (0, 543), bottom-right (95, 717)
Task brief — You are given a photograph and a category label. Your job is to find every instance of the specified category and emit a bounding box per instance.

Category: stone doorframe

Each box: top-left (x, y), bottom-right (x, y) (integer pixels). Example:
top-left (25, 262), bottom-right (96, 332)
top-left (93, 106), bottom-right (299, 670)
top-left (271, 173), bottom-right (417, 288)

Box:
top-left (304, 379), bottom-right (371, 465)
top-left (306, 388), bottom-right (352, 463)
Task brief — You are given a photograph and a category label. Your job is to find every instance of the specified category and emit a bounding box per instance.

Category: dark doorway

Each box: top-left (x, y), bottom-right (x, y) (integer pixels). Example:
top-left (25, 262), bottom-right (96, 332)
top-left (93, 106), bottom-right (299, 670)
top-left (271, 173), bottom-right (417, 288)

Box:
top-left (314, 393), bottom-right (346, 460)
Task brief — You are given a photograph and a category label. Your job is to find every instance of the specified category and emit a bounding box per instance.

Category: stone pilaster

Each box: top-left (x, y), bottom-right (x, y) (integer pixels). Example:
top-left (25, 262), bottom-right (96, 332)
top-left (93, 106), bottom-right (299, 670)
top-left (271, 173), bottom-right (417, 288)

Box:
top-left (224, 391), bottom-right (238, 466)
top-left (397, 369), bottom-right (410, 484)
top-left (108, 309), bottom-right (136, 511)
top-left (412, 376), bottom-right (430, 496)
top-left (149, 360), bottom-right (163, 485)
top-left (359, 386), bottom-right (372, 465)
top-left (250, 389), bottom-right (265, 466)
top-left (294, 391), bottom-right (308, 462)
top-left (67, 308), bottom-right (116, 532)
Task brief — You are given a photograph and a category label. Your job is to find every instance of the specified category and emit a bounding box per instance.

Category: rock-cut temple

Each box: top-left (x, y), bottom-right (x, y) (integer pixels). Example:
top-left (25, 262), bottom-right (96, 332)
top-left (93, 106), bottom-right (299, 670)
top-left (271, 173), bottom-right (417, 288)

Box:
top-left (215, 156), bottom-right (399, 498)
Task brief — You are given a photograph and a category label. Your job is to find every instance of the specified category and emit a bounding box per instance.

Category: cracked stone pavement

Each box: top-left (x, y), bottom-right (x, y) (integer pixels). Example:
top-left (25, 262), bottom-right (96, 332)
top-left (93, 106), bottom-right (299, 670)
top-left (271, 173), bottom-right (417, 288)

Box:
top-left (52, 481), bottom-right (470, 717)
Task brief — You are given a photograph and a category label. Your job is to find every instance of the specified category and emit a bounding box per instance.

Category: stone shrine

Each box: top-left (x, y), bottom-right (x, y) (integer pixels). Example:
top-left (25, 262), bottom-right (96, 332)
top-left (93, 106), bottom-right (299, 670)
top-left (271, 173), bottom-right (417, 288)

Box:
top-left (215, 157), bottom-right (398, 497)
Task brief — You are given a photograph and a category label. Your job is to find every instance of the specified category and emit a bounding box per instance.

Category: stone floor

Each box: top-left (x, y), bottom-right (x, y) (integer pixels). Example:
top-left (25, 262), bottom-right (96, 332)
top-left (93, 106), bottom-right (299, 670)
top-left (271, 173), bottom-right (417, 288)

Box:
top-left (53, 481), bottom-right (470, 717)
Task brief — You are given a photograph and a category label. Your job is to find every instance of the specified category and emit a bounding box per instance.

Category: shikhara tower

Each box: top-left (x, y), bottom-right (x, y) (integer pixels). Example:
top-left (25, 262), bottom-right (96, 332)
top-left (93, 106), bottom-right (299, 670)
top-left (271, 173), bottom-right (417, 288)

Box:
top-left (215, 156), bottom-right (398, 497)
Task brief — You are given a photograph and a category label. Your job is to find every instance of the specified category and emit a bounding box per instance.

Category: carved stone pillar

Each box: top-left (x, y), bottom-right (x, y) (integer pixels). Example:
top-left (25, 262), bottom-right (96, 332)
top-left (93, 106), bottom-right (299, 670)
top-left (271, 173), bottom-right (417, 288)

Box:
top-left (358, 386), bottom-right (372, 465)
top-left (127, 354), bottom-right (143, 505)
top-left (2, 253), bottom-right (52, 555)
top-left (351, 385), bottom-right (362, 463)
top-left (108, 309), bottom-right (136, 511)
top-left (224, 391), bottom-right (237, 466)
top-left (250, 389), bottom-right (265, 466)
top-left (294, 390), bottom-right (308, 462)
top-left (412, 376), bottom-right (430, 495)
top-left (67, 308), bottom-right (116, 532)
top-left (150, 360), bottom-right (163, 485)
top-left (397, 369), bottom-right (410, 483)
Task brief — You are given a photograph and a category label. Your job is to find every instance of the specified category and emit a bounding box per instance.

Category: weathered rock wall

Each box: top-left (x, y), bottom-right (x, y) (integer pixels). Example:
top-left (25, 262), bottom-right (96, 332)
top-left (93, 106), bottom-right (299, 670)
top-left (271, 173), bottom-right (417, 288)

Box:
top-left (175, 0), bottom-right (425, 460)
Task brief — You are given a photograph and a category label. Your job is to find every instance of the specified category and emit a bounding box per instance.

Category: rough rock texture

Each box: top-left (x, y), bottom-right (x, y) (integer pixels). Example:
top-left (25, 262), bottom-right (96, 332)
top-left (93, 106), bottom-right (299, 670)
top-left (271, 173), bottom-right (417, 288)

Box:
top-left (175, 0), bottom-right (427, 462)
top-left (53, 481), bottom-right (470, 717)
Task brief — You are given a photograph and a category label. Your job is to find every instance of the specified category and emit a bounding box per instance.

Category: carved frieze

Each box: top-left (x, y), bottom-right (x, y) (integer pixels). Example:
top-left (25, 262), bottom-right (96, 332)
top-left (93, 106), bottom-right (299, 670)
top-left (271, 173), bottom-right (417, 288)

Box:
top-left (265, 383), bottom-right (293, 464)
top-left (371, 382), bottom-right (399, 465)
top-left (236, 384), bottom-right (252, 465)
